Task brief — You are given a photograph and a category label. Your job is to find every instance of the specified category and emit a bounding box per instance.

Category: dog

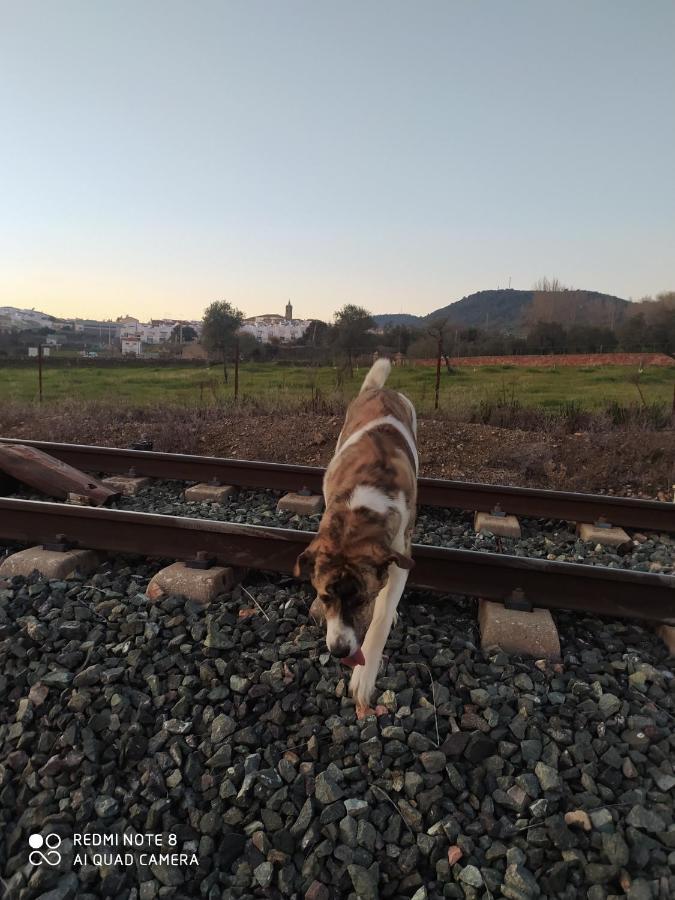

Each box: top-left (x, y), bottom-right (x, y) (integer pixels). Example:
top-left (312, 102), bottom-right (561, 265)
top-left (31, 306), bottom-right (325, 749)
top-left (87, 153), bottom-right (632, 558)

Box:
top-left (294, 357), bottom-right (418, 715)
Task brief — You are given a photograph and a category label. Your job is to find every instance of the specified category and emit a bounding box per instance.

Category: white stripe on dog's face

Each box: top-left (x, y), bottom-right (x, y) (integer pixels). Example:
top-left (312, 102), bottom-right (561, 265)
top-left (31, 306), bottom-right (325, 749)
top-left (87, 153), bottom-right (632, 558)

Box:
top-left (325, 615), bottom-right (358, 657)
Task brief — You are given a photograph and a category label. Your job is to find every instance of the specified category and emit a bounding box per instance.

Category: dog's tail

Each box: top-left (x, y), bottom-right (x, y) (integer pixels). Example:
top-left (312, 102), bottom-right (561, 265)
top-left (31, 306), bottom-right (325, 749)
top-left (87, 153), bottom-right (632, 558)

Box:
top-left (360, 357), bottom-right (392, 393)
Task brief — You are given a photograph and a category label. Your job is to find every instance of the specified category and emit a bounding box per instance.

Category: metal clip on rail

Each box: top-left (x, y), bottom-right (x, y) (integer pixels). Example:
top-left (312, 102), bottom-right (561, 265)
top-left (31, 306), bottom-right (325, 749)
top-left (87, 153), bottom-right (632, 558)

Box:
top-left (43, 533), bottom-right (77, 553)
top-left (185, 550), bottom-right (216, 570)
top-left (504, 587), bottom-right (533, 613)
top-left (594, 517), bottom-right (613, 530)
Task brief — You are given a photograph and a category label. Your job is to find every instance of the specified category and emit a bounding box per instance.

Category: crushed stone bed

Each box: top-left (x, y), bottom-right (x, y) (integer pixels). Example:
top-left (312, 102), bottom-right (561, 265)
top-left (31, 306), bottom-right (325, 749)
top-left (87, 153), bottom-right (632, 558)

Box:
top-left (108, 481), bottom-right (675, 575)
top-left (0, 558), bottom-right (673, 899)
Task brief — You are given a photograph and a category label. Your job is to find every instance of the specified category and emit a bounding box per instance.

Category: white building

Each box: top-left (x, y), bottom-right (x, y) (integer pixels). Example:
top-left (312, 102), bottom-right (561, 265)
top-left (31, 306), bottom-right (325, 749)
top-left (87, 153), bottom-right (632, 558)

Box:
top-left (119, 322), bottom-right (172, 344)
top-left (121, 336), bottom-right (142, 356)
top-left (0, 306), bottom-right (58, 330)
top-left (239, 302), bottom-right (311, 343)
top-left (118, 317), bottom-right (200, 345)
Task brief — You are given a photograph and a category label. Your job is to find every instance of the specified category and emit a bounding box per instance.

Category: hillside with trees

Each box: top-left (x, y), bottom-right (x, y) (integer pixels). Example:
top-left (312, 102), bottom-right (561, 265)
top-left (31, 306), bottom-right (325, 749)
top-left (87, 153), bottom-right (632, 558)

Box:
top-left (373, 283), bottom-right (632, 334)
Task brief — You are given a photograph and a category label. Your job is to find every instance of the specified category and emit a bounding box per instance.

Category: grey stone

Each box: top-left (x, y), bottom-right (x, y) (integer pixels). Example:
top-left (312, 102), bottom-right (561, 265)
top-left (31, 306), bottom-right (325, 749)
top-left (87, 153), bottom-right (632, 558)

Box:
top-left (419, 750), bottom-right (447, 773)
top-left (626, 805), bottom-right (666, 833)
top-left (211, 714), bottom-right (236, 743)
top-left (459, 865), bottom-right (483, 887)
top-left (315, 771), bottom-right (343, 804)
top-left (347, 864), bottom-right (378, 900)
top-left (534, 761), bottom-right (561, 792)
top-left (598, 693), bottom-right (622, 719)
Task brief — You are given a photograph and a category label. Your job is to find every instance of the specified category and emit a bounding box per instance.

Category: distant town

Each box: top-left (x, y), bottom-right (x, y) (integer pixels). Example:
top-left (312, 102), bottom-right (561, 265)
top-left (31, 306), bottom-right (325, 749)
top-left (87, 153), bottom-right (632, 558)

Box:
top-left (1, 284), bottom-right (674, 361)
top-left (0, 302), bottom-right (314, 358)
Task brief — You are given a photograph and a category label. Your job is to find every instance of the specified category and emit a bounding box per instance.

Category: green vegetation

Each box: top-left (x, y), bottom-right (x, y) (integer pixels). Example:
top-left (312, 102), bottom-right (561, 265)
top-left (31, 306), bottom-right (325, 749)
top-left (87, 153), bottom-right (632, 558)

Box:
top-left (1, 361), bottom-right (672, 415)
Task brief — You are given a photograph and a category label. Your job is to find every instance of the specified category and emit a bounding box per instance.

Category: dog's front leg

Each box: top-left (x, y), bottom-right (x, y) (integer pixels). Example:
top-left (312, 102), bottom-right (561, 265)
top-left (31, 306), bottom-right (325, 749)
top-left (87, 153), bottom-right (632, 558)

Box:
top-left (349, 565), bottom-right (408, 716)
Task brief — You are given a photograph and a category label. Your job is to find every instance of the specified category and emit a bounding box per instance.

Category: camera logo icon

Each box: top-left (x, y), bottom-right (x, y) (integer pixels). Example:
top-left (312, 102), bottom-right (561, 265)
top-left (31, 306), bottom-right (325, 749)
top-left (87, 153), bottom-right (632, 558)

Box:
top-left (28, 833), bottom-right (62, 866)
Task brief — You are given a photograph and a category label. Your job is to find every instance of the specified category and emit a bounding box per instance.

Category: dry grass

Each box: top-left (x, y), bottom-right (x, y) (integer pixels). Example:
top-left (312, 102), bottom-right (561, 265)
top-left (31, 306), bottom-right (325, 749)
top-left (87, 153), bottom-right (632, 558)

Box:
top-left (1, 397), bottom-right (673, 498)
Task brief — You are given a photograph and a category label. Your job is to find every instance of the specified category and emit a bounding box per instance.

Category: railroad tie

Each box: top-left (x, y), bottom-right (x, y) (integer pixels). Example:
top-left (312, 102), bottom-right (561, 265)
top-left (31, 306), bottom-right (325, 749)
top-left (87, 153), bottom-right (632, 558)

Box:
top-left (146, 559), bottom-right (237, 607)
top-left (184, 482), bottom-right (236, 504)
top-left (277, 491), bottom-right (324, 516)
top-left (474, 509), bottom-right (521, 539)
top-left (577, 521), bottom-right (630, 548)
top-left (0, 545), bottom-right (100, 580)
top-left (478, 599), bottom-right (561, 661)
top-left (101, 473), bottom-right (151, 496)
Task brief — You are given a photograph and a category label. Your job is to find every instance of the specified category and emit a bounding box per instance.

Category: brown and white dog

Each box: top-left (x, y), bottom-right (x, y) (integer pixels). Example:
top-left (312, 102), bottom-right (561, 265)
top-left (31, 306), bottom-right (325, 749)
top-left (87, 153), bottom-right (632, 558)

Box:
top-left (294, 358), bottom-right (418, 715)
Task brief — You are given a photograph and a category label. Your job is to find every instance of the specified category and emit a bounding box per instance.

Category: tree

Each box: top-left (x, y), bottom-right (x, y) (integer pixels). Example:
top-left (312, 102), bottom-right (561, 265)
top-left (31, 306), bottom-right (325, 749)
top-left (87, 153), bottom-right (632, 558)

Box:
top-left (532, 276), bottom-right (568, 292)
top-left (170, 324), bottom-right (197, 343)
top-left (617, 313), bottom-right (648, 352)
top-left (526, 321), bottom-right (567, 354)
top-left (407, 333), bottom-right (440, 358)
top-left (426, 317), bottom-right (455, 408)
top-left (296, 319), bottom-right (334, 349)
top-left (201, 301), bottom-right (244, 382)
top-left (333, 304), bottom-right (375, 374)
top-left (381, 323), bottom-right (418, 354)
top-left (235, 332), bottom-right (259, 360)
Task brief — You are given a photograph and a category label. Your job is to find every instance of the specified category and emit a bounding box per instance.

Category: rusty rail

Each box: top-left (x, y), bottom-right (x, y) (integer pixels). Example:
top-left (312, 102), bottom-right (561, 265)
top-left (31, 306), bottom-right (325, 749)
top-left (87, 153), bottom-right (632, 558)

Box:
top-left (1, 498), bottom-right (673, 623)
top-left (1, 438), bottom-right (674, 532)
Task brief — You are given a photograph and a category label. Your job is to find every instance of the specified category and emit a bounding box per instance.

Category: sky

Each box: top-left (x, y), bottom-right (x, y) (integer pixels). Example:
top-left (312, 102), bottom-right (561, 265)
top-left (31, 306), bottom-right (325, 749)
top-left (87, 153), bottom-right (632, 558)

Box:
top-left (1, 1), bottom-right (673, 323)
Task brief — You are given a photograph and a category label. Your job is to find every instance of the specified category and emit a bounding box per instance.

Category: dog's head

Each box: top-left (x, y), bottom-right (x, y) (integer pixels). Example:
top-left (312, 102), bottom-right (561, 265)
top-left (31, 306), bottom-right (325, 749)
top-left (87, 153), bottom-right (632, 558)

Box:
top-left (294, 537), bottom-right (413, 661)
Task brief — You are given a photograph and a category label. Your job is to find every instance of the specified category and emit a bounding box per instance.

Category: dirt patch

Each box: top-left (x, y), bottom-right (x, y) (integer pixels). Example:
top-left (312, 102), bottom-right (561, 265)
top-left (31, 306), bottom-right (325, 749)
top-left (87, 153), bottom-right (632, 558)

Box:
top-left (1, 403), bottom-right (673, 499)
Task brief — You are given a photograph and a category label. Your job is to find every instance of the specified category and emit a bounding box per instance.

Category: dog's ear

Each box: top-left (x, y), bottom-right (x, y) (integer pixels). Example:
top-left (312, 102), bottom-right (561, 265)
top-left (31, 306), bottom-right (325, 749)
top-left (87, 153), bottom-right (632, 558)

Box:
top-left (388, 551), bottom-right (415, 570)
top-left (293, 547), bottom-right (316, 579)
top-left (370, 543), bottom-right (415, 572)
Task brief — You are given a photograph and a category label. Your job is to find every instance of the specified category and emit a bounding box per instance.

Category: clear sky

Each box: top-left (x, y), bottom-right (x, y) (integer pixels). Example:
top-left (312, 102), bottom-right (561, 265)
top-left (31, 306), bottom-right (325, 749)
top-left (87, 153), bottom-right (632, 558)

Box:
top-left (1, 1), bottom-right (673, 323)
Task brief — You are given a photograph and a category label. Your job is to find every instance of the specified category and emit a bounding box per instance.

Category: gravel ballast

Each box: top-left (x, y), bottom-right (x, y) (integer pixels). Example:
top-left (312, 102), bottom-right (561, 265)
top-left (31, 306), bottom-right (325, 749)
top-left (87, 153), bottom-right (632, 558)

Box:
top-left (9, 480), bottom-right (673, 574)
top-left (108, 482), bottom-right (675, 575)
top-left (0, 557), bottom-right (673, 899)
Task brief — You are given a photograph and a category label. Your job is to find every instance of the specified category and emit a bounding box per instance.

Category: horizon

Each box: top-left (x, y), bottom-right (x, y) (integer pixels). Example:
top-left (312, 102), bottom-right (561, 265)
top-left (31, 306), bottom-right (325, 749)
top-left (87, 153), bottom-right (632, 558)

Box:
top-left (1, 1), bottom-right (674, 322)
top-left (1, 282), bottom-right (646, 326)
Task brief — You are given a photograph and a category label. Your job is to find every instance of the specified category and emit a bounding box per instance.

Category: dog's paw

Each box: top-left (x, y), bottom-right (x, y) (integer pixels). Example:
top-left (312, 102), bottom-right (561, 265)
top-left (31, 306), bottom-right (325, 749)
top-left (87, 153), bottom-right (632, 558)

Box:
top-left (349, 663), bottom-right (377, 712)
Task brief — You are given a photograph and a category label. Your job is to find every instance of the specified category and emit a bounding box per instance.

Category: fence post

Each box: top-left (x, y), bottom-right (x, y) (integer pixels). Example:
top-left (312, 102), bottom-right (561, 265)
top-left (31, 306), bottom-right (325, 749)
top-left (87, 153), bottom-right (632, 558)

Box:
top-left (234, 339), bottom-right (240, 401)
top-left (434, 336), bottom-right (442, 410)
top-left (38, 344), bottom-right (43, 403)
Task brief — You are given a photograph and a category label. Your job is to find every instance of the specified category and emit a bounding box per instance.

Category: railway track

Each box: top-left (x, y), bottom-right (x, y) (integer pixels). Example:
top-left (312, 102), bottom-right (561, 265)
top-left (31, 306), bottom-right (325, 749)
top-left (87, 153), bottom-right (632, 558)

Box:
top-left (1, 437), bottom-right (674, 530)
top-left (0, 438), bottom-right (673, 625)
top-left (0, 497), bottom-right (672, 622)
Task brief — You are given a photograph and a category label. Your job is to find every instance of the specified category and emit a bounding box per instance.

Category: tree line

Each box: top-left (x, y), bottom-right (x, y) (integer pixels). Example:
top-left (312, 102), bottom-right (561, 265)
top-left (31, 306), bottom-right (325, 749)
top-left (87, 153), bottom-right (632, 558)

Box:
top-left (200, 291), bottom-right (675, 373)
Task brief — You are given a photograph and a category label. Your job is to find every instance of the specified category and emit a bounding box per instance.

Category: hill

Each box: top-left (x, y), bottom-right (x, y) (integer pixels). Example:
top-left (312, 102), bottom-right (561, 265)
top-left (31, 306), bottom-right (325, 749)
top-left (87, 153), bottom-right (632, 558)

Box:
top-left (373, 288), bottom-right (631, 333)
top-left (370, 313), bottom-right (423, 328)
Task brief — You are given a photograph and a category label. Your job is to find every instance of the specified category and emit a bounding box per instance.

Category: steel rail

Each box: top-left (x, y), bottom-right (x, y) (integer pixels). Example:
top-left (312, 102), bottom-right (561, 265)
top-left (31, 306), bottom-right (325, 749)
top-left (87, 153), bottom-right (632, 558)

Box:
top-left (1, 498), bottom-right (673, 623)
top-left (1, 438), bottom-right (674, 532)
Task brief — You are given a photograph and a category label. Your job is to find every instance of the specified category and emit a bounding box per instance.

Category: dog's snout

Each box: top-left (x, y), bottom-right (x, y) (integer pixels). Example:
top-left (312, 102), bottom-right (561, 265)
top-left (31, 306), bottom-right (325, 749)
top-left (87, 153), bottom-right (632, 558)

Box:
top-left (328, 641), bottom-right (351, 659)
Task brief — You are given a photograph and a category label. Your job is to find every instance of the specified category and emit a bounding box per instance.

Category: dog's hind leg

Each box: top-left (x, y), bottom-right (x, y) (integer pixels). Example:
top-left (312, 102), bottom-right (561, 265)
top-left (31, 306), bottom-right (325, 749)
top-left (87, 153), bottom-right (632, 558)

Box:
top-left (349, 565), bottom-right (409, 714)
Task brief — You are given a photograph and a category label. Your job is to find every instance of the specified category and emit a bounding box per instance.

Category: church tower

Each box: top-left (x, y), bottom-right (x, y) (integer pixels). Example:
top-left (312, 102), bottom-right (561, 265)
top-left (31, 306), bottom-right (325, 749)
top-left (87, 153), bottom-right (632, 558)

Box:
top-left (285, 300), bottom-right (293, 321)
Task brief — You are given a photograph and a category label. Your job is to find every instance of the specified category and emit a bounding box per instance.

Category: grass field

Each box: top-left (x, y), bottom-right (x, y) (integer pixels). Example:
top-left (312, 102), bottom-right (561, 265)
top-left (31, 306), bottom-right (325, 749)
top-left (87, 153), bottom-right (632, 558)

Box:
top-left (1, 361), bottom-right (672, 415)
